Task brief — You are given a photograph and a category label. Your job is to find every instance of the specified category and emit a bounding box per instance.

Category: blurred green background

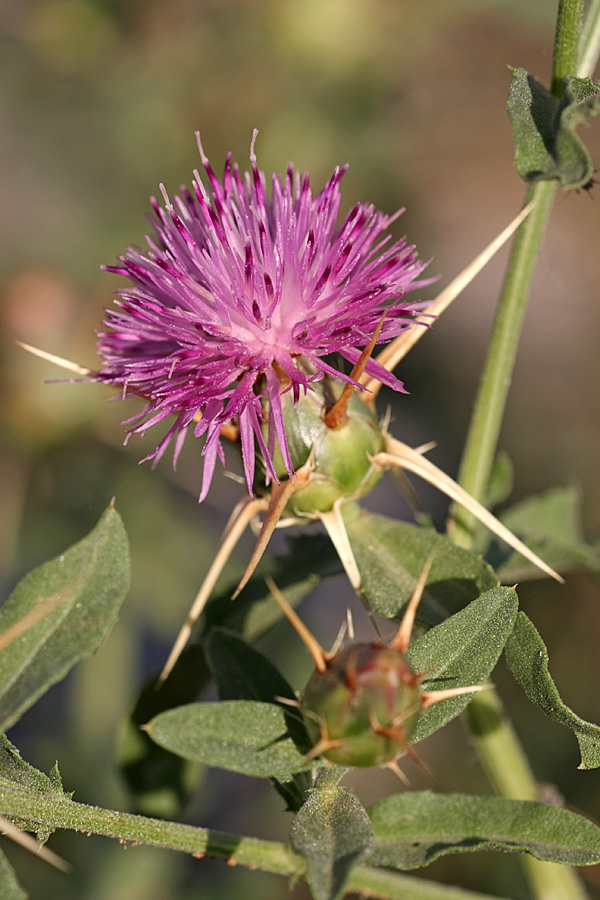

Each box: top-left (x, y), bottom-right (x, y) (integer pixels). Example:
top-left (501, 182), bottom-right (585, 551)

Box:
top-left (1, 1), bottom-right (600, 898)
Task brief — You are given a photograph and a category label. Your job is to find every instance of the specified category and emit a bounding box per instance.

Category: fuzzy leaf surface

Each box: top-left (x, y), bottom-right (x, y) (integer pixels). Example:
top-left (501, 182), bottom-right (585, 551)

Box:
top-left (507, 68), bottom-right (600, 188)
top-left (505, 612), bottom-right (600, 769)
top-left (0, 505), bottom-right (130, 731)
top-left (146, 701), bottom-right (318, 778)
top-left (369, 791), bottom-right (600, 868)
top-left (407, 587), bottom-right (518, 743)
top-left (343, 506), bottom-right (497, 625)
top-left (206, 628), bottom-right (313, 810)
top-left (291, 770), bottom-right (373, 900)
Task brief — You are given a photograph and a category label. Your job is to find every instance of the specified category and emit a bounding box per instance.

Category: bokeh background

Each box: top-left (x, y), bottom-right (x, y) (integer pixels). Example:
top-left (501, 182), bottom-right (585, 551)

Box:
top-left (1, 1), bottom-right (600, 898)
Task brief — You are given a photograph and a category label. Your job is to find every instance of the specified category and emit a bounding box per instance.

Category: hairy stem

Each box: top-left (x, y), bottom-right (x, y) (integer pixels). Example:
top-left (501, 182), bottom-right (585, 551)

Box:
top-left (0, 784), bottom-right (512, 900)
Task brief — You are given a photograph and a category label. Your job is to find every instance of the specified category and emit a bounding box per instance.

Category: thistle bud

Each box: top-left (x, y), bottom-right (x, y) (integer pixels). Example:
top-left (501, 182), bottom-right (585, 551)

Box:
top-left (301, 643), bottom-right (422, 767)
top-left (265, 381), bottom-right (385, 514)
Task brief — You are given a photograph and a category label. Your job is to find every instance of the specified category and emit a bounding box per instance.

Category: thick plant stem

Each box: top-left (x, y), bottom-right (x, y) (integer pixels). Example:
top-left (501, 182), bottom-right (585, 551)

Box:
top-left (552, 0), bottom-right (584, 95)
top-left (450, 180), bottom-right (555, 550)
top-left (450, 3), bottom-right (595, 899)
top-left (0, 784), bottom-right (514, 900)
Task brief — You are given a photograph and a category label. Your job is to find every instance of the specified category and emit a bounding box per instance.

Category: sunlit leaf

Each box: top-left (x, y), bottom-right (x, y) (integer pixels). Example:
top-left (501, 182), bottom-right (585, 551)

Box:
top-left (291, 769), bottom-right (373, 900)
top-left (508, 69), bottom-right (600, 188)
top-left (0, 504), bottom-right (130, 732)
top-left (206, 628), bottom-right (313, 810)
top-left (343, 506), bottom-right (498, 624)
top-left (407, 587), bottom-right (518, 743)
top-left (369, 791), bottom-right (600, 868)
top-left (146, 701), bottom-right (319, 778)
top-left (505, 612), bottom-right (600, 769)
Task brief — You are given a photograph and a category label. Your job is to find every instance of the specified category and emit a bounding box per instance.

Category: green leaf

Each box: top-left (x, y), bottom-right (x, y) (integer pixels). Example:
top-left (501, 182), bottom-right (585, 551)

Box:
top-left (290, 769), bottom-right (373, 900)
top-left (0, 847), bottom-right (28, 900)
top-left (343, 507), bottom-right (498, 625)
top-left (407, 587), bottom-right (518, 743)
top-left (507, 68), bottom-right (600, 188)
top-left (0, 735), bottom-right (69, 837)
top-left (0, 736), bottom-right (67, 797)
top-left (505, 612), bottom-right (600, 769)
top-left (496, 485), bottom-right (600, 581)
top-left (205, 628), bottom-right (313, 811)
top-left (146, 701), bottom-right (319, 778)
top-left (368, 791), bottom-right (600, 868)
top-left (206, 627), bottom-right (298, 704)
top-left (0, 504), bottom-right (130, 731)
top-left (118, 646), bottom-right (205, 818)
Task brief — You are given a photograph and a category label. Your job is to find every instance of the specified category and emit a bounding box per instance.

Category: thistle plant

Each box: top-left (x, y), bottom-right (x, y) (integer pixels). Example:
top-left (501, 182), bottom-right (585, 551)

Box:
top-left (3, 3), bottom-right (600, 900)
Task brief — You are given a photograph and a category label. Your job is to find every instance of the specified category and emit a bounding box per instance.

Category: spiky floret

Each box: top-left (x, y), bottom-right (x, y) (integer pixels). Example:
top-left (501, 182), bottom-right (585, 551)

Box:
top-left (96, 131), bottom-right (431, 499)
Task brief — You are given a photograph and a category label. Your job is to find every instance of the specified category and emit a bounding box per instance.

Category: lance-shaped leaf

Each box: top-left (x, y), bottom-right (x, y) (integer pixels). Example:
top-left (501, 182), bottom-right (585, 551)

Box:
top-left (368, 791), bottom-right (600, 869)
top-left (0, 847), bottom-right (27, 900)
top-left (0, 504), bottom-right (130, 732)
top-left (290, 769), bottom-right (373, 900)
top-left (206, 628), bottom-right (313, 810)
top-left (343, 506), bottom-right (498, 625)
top-left (146, 700), bottom-right (319, 779)
top-left (505, 612), bottom-right (600, 769)
top-left (507, 68), bottom-right (600, 188)
top-left (118, 646), bottom-right (206, 819)
top-left (407, 587), bottom-right (518, 743)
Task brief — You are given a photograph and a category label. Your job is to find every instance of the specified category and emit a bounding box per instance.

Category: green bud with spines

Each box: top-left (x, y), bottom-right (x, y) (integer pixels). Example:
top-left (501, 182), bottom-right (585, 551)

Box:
top-left (301, 643), bottom-right (422, 767)
top-left (262, 379), bottom-right (385, 515)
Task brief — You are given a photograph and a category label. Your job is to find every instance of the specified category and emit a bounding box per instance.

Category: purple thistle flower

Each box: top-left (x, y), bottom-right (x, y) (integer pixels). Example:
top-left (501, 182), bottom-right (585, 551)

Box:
top-left (97, 132), bottom-right (432, 500)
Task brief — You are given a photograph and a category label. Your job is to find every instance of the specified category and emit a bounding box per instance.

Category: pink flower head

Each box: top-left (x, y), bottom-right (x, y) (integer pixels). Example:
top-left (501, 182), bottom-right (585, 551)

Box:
top-left (97, 132), bottom-right (432, 500)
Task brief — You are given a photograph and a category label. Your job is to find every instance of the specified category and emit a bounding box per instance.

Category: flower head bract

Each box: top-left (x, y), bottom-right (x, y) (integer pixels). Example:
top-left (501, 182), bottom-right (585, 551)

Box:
top-left (96, 131), bottom-right (431, 499)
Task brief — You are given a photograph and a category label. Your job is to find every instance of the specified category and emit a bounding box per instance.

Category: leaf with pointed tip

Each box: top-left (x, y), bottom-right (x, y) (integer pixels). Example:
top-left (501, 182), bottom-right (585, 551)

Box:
top-left (146, 701), bottom-right (319, 778)
top-left (0, 504), bottom-right (130, 731)
top-left (505, 612), bottom-right (600, 769)
top-left (291, 770), bottom-right (373, 900)
top-left (368, 791), bottom-right (600, 869)
top-left (205, 628), bottom-right (313, 810)
top-left (495, 486), bottom-right (600, 581)
top-left (407, 587), bottom-right (518, 743)
top-left (0, 848), bottom-right (27, 900)
top-left (343, 506), bottom-right (497, 625)
top-left (118, 646), bottom-right (205, 818)
top-left (508, 68), bottom-right (600, 188)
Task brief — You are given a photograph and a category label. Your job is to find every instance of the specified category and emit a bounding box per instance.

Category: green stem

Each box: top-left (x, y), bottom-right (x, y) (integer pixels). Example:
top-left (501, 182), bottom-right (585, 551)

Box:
top-left (450, 180), bottom-right (555, 550)
top-left (450, 3), bottom-right (596, 900)
top-left (0, 784), bottom-right (512, 900)
top-left (552, 0), bottom-right (584, 95)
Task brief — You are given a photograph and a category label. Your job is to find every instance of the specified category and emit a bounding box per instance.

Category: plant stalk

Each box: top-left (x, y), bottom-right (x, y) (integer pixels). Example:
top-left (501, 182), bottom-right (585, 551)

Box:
top-left (451, 2), bottom-right (595, 899)
top-left (0, 784), bottom-right (513, 900)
